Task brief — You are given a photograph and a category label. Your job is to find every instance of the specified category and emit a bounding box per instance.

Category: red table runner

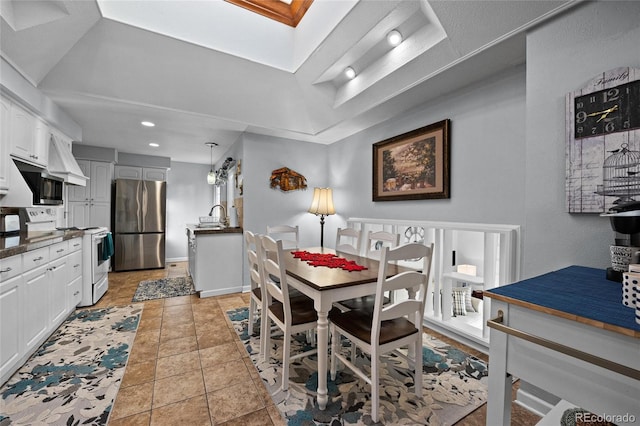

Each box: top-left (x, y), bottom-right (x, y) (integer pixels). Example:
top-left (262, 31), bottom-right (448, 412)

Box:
top-left (292, 251), bottom-right (368, 272)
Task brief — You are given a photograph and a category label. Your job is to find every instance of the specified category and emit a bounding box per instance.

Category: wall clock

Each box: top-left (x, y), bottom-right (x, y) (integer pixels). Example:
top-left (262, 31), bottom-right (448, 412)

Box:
top-left (566, 67), bottom-right (640, 213)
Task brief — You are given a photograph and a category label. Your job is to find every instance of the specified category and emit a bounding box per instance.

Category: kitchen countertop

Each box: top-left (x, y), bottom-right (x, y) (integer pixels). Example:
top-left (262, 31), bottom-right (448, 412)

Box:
top-left (186, 225), bottom-right (243, 235)
top-left (0, 230), bottom-right (84, 260)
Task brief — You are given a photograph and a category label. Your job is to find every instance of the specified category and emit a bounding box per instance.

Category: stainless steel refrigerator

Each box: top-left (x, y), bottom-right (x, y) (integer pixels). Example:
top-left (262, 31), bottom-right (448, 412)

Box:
top-left (113, 179), bottom-right (166, 271)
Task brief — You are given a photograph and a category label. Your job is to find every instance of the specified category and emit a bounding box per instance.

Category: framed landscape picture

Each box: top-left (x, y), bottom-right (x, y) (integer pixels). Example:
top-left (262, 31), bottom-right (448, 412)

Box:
top-left (373, 119), bottom-right (450, 201)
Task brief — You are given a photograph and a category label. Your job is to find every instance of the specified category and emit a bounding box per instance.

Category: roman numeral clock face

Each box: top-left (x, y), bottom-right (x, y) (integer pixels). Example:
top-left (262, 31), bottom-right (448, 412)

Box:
top-left (574, 80), bottom-right (640, 138)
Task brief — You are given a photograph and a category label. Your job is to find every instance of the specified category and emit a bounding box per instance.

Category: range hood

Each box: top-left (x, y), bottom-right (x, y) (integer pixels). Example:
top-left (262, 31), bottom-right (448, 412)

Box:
top-left (47, 136), bottom-right (88, 186)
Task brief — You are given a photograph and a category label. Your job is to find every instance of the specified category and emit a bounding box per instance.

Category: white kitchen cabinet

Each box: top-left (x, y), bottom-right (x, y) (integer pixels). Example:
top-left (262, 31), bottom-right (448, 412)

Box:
top-left (186, 227), bottom-right (243, 297)
top-left (70, 160), bottom-right (112, 203)
top-left (9, 102), bottom-right (48, 168)
top-left (114, 165), bottom-right (143, 180)
top-left (115, 165), bottom-right (167, 181)
top-left (68, 160), bottom-right (113, 229)
top-left (0, 273), bottom-right (22, 381)
top-left (67, 239), bottom-right (83, 310)
top-left (68, 200), bottom-right (111, 230)
top-left (22, 259), bottom-right (50, 354)
top-left (0, 237), bottom-right (84, 385)
top-left (143, 167), bottom-right (167, 181)
top-left (0, 96), bottom-right (11, 193)
top-left (48, 240), bottom-right (69, 326)
top-left (48, 256), bottom-right (69, 326)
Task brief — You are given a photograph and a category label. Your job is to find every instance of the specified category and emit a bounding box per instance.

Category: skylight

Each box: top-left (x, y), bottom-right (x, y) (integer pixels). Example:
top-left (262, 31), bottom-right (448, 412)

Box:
top-left (224, 0), bottom-right (313, 27)
top-left (96, 0), bottom-right (357, 72)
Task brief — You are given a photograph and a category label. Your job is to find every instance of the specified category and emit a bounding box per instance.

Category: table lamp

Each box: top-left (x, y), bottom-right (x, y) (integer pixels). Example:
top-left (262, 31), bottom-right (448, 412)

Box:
top-left (308, 187), bottom-right (335, 247)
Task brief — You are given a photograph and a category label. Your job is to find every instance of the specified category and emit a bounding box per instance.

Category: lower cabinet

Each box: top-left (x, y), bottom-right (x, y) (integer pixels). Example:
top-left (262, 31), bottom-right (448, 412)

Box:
top-left (49, 256), bottom-right (69, 326)
top-left (0, 274), bottom-right (21, 381)
top-left (0, 237), bottom-right (84, 385)
top-left (22, 262), bottom-right (50, 355)
top-left (189, 230), bottom-right (243, 297)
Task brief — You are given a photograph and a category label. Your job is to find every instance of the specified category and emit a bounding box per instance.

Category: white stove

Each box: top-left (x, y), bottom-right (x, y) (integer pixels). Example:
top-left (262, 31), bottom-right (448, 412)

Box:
top-left (78, 226), bottom-right (110, 307)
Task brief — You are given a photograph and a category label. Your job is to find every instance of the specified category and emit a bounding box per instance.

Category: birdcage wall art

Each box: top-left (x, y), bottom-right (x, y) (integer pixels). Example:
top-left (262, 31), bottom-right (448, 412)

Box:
top-left (596, 143), bottom-right (640, 205)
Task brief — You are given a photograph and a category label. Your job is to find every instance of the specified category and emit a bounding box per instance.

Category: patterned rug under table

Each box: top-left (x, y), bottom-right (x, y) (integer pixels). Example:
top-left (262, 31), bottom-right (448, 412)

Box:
top-left (226, 307), bottom-right (489, 425)
top-left (132, 276), bottom-right (196, 302)
top-left (0, 305), bottom-right (143, 426)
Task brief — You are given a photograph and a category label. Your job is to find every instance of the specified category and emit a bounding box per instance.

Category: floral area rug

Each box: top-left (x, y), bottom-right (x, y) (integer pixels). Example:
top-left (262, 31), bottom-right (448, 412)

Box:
top-left (132, 276), bottom-right (196, 302)
top-left (0, 305), bottom-right (142, 426)
top-left (226, 307), bottom-right (488, 425)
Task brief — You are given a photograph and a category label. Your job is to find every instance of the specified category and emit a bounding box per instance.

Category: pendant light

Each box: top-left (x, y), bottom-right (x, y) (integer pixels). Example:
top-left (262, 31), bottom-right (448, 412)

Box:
top-left (205, 142), bottom-right (218, 184)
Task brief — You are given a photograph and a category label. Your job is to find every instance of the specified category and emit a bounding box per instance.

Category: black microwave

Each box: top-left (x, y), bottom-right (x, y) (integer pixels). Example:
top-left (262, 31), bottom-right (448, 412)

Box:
top-left (21, 171), bottom-right (64, 205)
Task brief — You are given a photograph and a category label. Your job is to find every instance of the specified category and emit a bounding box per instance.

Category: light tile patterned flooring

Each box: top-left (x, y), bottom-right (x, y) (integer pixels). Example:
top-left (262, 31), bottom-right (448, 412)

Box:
top-left (97, 262), bottom-right (540, 425)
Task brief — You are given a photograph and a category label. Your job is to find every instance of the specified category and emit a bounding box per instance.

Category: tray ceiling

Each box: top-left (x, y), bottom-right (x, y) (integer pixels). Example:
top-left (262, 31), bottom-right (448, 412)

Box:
top-left (0, 0), bottom-right (579, 164)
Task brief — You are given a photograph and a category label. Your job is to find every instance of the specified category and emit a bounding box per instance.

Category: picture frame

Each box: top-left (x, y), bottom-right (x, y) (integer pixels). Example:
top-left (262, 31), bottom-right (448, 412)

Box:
top-left (373, 119), bottom-right (450, 201)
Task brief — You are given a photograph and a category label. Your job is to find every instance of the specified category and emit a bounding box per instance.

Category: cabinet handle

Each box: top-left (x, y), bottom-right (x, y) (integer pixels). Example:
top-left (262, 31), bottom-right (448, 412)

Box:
top-left (56, 249), bottom-right (64, 253)
top-left (73, 243), bottom-right (80, 247)
top-left (49, 265), bottom-right (56, 271)
top-left (74, 264), bottom-right (80, 268)
top-left (73, 291), bottom-right (80, 296)
top-left (0, 267), bottom-right (11, 273)
top-left (33, 256), bottom-right (43, 262)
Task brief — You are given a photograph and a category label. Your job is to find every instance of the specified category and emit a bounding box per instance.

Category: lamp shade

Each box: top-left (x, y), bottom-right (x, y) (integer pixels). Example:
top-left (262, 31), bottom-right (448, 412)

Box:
top-left (308, 188), bottom-right (336, 216)
top-left (207, 170), bottom-right (216, 185)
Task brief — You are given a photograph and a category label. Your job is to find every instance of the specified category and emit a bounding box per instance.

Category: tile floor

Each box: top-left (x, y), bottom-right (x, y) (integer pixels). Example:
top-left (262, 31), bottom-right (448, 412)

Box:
top-left (98, 262), bottom-right (540, 425)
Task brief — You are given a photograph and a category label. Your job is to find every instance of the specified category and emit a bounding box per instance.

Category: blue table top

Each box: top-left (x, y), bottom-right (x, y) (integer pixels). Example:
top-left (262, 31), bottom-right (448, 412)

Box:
top-left (486, 265), bottom-right (640, 336)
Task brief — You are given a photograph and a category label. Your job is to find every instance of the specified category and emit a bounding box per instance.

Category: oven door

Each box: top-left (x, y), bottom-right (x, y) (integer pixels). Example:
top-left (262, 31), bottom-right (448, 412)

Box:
top-left (91, 231), bottom-right (110, 282)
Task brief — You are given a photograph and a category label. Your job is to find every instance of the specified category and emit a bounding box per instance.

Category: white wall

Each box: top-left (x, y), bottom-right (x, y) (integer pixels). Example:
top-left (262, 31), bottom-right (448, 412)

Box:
top-left (523, 1), bottom-right (640, 278)
top-left (327, 66), bottom-right (527, 249)
top-left (242, 133), bottom-right (330, 248)
top-left (165, 161), bottom-right (215, 260)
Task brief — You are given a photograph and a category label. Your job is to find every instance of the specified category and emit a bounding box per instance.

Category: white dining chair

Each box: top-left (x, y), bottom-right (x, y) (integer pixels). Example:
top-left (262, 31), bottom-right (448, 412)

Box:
top-left (335, 227), bottom-right (362, 256)
top-left (245, 230), bottom-right (268, 358)
top-left (365, 230), bottom-right (400, 260)
top-left (266, 225), bottom-right (299, 250)
top-left (259, 235), bottom-right (336, 391)
top-left (329, 242), bottom-right (433, 422)
top-left (337, 230), bottom-right (401, 311)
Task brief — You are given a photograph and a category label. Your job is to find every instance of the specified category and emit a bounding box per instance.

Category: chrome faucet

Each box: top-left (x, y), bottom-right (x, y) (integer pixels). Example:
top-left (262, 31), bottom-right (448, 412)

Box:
top-left (208, 204), bottom-right (229, 227)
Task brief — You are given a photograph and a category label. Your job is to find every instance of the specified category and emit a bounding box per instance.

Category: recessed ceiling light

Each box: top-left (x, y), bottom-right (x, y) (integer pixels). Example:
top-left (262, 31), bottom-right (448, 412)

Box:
top-left (149, 142), bottom-right (159, 147)
top-left (141, 121), bottom-right (155, 127)
top-left (344, 66), bottom-right (356, 79)
top-left (387, 29), bottom-right (402, 47)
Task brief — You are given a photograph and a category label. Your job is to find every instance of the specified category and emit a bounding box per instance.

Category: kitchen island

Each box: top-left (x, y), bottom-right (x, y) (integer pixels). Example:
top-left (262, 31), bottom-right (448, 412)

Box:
top-left (186, 225), bottom-right (243, 297)
top-left (484, 266), bottom-right (639, 425)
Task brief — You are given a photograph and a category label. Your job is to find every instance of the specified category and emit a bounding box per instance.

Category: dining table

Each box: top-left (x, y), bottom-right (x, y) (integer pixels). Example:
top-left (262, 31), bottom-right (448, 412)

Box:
top-left (282, 246), bottom-right (414, 410)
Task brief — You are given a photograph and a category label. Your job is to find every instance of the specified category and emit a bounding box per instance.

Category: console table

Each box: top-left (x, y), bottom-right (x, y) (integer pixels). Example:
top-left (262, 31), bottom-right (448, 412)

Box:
top-left (484, 266), bottom-right (640, 425)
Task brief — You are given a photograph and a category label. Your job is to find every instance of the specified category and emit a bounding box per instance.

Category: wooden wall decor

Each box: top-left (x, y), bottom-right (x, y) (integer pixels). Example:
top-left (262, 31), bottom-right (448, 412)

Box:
top-left (270, 167), bottom-right (307, 192)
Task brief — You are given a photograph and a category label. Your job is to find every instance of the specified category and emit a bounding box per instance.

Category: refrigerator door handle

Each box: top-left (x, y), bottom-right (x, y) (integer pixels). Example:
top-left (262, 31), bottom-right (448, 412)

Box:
top-left (135, 180), bottom-right (143, 234)
top-left (141, 181), bottom-right (147, 232)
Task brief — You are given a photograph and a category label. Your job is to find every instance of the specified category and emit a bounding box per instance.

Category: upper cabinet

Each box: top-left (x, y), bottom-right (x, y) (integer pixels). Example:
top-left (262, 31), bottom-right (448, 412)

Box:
top-left (0, 97), bottom-right (11, 194)
top-left (9, 101), bottom-right (48, 168)
top-left (69, 160), bottom-right (112, 203)
top-left (67, 160), bottom-right (113, 229)
top-left (115, 165), bottom-right (167, 181)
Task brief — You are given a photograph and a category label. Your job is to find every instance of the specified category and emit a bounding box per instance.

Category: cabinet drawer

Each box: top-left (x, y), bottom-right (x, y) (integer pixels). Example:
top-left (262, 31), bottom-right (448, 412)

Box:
top-left (69, 250), bottom-right (82, 280)
top-left (0, 255), bottom-right (21, 283)
top-left (68, 275), bottom-right (82, 309)
top-left (23, 248), bottom-right (49, 271)
top-left (68, 238), bottom-right (82, 253)
top-left (50, 241), bottom-right (69, 261)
